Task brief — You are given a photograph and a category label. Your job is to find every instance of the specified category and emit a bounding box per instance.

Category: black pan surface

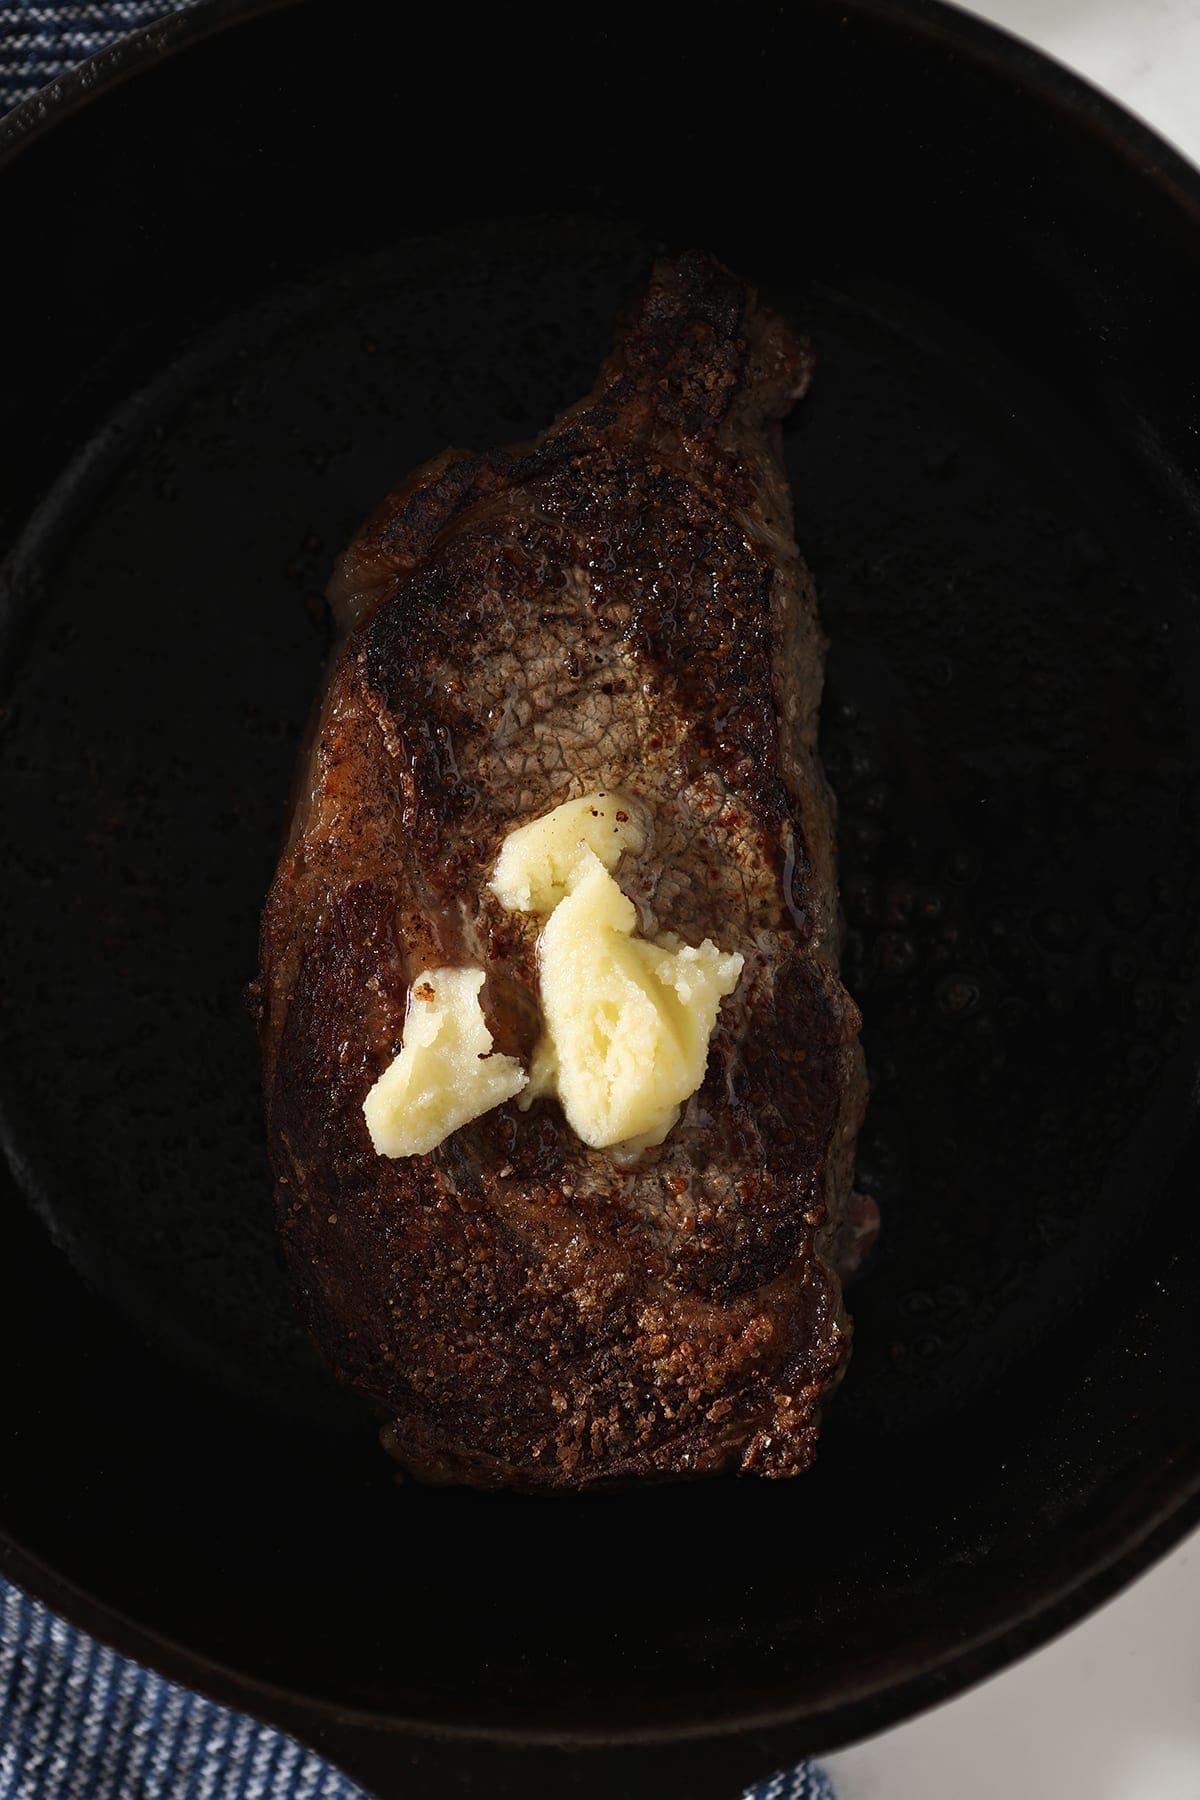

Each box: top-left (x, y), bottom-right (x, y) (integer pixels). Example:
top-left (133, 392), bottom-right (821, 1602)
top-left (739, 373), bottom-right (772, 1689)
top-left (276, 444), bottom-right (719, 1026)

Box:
top-left (2, 3), bottom-right (1200, 1796)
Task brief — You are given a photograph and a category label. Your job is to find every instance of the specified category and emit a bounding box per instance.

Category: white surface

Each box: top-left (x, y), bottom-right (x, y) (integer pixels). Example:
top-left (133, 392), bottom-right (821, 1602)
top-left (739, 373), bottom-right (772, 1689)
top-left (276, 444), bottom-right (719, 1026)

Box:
top-left (824, 1539), bottom-right (1200, 1799)
top-left (823, 3), bottom-right (1200, 1795)
top-left (965, 0), bottom-right (1200, 166)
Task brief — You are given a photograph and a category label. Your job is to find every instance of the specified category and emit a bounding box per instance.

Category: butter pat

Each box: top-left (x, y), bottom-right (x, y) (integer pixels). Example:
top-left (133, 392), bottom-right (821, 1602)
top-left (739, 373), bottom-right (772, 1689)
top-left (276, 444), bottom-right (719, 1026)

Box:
top-left (490, 791), bottom-right (646, 915)
top-left (363, 967), bottom-right (526, 1158)
top-left (490, 789), bottom-right (743, 1153)
top-left (534, 851), bottom-right (743, 1149)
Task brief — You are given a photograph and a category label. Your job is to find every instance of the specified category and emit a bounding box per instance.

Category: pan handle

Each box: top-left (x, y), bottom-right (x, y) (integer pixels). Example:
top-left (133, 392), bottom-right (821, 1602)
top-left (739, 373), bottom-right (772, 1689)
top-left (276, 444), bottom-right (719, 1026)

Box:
top-left (307, 1718), bottom-right (798, 1798)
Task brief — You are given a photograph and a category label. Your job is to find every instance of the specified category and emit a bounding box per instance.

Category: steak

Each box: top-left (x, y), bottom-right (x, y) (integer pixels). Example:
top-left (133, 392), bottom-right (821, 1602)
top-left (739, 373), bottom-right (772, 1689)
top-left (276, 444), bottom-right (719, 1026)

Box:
top-left (257, 253), bottom-right (871, 1487)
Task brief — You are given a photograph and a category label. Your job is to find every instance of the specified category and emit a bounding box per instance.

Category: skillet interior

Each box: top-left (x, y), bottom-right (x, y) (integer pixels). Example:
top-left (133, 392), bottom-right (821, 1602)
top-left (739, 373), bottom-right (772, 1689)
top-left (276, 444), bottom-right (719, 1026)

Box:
top-left (1, 2), bottom-right (1200, 1794)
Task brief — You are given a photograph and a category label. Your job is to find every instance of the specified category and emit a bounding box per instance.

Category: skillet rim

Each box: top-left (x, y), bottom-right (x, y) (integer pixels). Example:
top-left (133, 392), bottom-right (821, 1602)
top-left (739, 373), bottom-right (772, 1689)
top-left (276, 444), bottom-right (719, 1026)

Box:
top-left (2, 0), bottom-right (1200, 1767)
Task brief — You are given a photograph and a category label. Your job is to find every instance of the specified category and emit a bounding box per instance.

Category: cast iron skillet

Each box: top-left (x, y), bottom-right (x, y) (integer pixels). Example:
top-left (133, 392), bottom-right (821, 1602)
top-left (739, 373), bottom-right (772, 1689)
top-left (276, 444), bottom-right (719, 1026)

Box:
top-left (2, 0), bottom-right (1200, 1793)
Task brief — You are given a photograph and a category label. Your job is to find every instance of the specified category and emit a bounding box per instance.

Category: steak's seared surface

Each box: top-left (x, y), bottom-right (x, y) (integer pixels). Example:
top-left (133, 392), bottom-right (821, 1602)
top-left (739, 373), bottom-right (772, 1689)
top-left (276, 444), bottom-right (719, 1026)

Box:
top-left (258, 254), bottom-right (870, 1487)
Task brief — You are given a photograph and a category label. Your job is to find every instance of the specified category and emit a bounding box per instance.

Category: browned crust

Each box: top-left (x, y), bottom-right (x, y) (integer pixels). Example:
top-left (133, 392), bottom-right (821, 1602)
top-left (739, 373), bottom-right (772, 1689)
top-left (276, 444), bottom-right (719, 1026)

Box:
top-left (258, 253), bottom-right (867, 1488)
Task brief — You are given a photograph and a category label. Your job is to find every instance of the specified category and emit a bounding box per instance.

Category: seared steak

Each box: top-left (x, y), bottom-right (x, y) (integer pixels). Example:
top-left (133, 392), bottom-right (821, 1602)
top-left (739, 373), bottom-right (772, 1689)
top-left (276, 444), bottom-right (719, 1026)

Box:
top-left (258, 253), bottom-right (870, 1487)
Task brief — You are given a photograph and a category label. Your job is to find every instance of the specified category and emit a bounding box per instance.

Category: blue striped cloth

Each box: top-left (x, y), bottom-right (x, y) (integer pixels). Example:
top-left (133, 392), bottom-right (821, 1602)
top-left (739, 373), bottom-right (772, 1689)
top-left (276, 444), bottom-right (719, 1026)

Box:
top-left (0, 7), bottom-right (837, 1796)
top-left (0, 0), bottom-right (184, 104)
top-left (0, 1582), bottom-right (359, 1799)
top-left (0, 1577), bottom-right (833, 1800)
